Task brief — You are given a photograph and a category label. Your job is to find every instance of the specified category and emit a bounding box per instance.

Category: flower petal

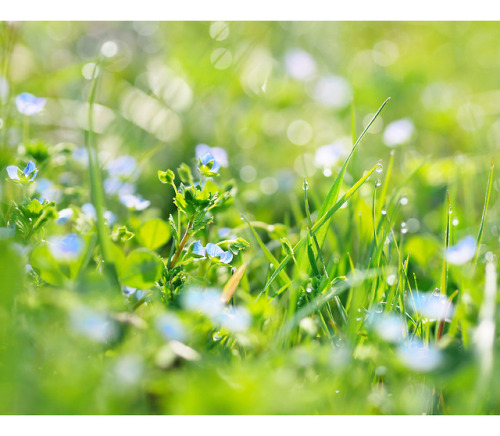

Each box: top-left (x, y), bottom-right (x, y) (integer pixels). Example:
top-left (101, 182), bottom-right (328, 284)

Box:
top-left (218, 251), bottom-right (233, 264)
top-left (16, 92), bottom-right (46, 116)
top-left (23, 160), bottom-right (36, 176)
top-left (205, 243), bottom-right (224, 258)
top-left (192, 241), bottom-right (206, 256)
top-left (6, 165), bottom-right (20, 180)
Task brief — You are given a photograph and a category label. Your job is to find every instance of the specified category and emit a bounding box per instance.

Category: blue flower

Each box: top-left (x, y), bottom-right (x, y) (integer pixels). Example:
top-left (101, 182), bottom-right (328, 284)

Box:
top-left (191, 240), bottom-right (233, 264)
top-left (16, 92), bottom-right (46, 116)
top-left (6, 160), bottom-right (38, 184)
top-left (119, 192), bottom-right (150, 211)
top-left (81, 203), bottom-right (115, 224)
top-left (446, 235), bottom-right (476, 265)
top-left (156, 313), bottom-right (187, 342)
top-left (48, 233), bottom-right (83, 261)
top-left (198, 152), bottom-right (221, 177)
top-left (70, 307), bottom-right (118, 343)
top-left (56, 208), bottom-right (74, 225)
top-left (107, 155), bottom-right (138, 179)
top-left (397, 339), bottom-right (442, 372)
top-left (196, 144), bottom-right (228, 167)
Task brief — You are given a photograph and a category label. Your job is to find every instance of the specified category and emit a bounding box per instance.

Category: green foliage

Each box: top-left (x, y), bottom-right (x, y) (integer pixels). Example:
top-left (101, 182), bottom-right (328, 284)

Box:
top-left (118, 248), bottom-right (163, 289)
top-left (2, 21), bottom-right (500, 415)
top-left (138, 218), bottom-right (171, 250)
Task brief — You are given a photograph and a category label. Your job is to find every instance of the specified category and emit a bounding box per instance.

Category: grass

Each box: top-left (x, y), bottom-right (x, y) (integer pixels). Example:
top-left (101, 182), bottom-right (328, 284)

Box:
top-left (1, 21), bottom-right (500, 415)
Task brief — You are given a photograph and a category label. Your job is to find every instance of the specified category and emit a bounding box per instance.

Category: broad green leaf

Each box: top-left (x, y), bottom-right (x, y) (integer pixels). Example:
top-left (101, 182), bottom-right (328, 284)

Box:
top-left (138, 218), bottom-right (171, 250)
top-left (119, 248), bottom-right (163, 289)
top-left (30, 245), bottom-right (65, 287)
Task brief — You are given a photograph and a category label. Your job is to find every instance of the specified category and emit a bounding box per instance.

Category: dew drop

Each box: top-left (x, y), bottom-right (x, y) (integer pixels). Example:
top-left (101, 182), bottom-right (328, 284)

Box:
top-left (381, 209), bottom-right (387, 216)
top-left (303, 180), bottom-right (309, 191)
top-left (400, 196), bottom-right (408, 206)
top-left (452, 218), bottom-right (459, 226)
top-left (376, 162), bottom-right (383, 174)
top-left (375, 179), bottom-right (382, 187)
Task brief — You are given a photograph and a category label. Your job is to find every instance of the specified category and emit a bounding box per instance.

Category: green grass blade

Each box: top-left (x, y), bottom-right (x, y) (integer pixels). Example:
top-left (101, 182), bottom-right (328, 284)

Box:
top-left (315, 98), bottom-right (390, 246)
top-left (473, 159), bottom-right (494, 266)
top-left (261, 161), bottom-right (381, 297)
top-left (242, 214), bottom-right (291, 287)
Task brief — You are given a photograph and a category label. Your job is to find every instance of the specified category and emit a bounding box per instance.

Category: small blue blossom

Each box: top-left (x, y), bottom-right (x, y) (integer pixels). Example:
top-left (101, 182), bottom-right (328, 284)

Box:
top-left (82, 203), bottom-right (97, 220)
top-left (198, 152), bottom-right (221, 177)
top-left (196, 144), bottom-right (228, 168)
top-left (16, 92), bottom-right (46, 116)
top-left (104, 178), bottom-right (136, 196)
top-left (191, 240), bottom-right (233, 264)
top-left (56, 208), bottom-right (74, 225)
top-left (182, 288), bottom-right (225, 319)
top-left (107, 155), bottom-right (138, 179)
top-left (368, 312), bottom-right (406, 343)
top-left (409, 292), bottom-right (454, 321)
top-left (217, 227), bottom-right (232, 238)
top-left (119, 192), bottom-right (150, 211)
top-left (48, 233), bottom-right (83, 261)
top-left (6, 160), bottom-right (38, 184)
top-left (70, 307), bottom-right (118, 343)
top-left (446, 235), bottom-right (476, 265)
top-left (397, 339), bottom-right (442, 372)
top-left (72, 147), bottom-right (89, 167)
top-left (36, 178), bottom-right (62, 203)
top-left (216, 306), bottom-right (252, 333)
top-left (81, 203), bottom-right (116, 224)
top-left (156, 313), bottom-right (187, 342)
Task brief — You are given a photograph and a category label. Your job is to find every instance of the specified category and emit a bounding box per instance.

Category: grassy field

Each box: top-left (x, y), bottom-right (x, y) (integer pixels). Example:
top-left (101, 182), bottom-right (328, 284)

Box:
top-left (1, 21), bottom-right (500, 414)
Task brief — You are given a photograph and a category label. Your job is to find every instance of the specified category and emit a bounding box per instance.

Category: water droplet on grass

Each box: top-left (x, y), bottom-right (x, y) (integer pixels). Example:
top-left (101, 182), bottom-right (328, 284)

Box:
top-left (400, 196), bottom-right (408, 206)
top-left (376, 162), bottom-right (383, 173)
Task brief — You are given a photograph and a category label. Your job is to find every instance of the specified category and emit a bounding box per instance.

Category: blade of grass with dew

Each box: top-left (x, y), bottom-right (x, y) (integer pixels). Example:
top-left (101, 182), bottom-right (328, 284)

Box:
top-left (377, 150), bottom-right (395, 216)
top-left (241, 215), bottom-right (292, 288)
top-left (315, 98), bottom-right (391, 248)
top-left (261, 161), bottom-right (381, 298)
top-left (473, 159), bottom-right (494, 266)
top-left (440, 192), bottom-right (451, 296)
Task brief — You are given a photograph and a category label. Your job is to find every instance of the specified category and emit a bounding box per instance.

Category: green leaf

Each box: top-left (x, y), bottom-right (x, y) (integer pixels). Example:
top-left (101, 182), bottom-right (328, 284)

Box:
top-left (30, 245), bottom-right (65, 286)
top-left (158, 169), bottom-right (175, 185)
top-left (178, 163), bottom-right (194, 185)
top-left (138, 218), bottom-right (171, 250)
top-left (111, 225), bottom-right (135, 242)
top-left (27, 198), bottom-right (44, 215)
top-left (118, 248), bottom-right (163, 289)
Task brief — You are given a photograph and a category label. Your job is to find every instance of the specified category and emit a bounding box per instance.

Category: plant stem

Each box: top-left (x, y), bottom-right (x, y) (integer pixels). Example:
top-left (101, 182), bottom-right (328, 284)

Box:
top-left (85, 59), bottom-right (115, 278)
top-left (169, 219), bottom-right (193, 269)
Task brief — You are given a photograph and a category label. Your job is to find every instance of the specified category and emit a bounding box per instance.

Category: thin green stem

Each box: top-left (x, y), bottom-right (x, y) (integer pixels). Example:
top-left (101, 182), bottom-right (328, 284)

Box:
top-left (85, 59), bottom-right (114, 276)
top-left (169, 218), bottom-right (193, 269)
